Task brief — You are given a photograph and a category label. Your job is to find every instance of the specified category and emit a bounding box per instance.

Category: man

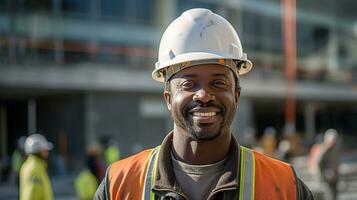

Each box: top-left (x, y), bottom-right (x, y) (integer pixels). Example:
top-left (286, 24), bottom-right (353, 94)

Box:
top-left (75, 143), bottom-right (101, 200)
top-left (11, 136), bottom-right (26, 185)
top-left (94, 8), bottom-right (313, 200)
top-left (104, 139), bottom-right (121, 166)
top-left (20, 134), bottom-right (53, 200)
top-left (317, 129), bottom-right (340, 200)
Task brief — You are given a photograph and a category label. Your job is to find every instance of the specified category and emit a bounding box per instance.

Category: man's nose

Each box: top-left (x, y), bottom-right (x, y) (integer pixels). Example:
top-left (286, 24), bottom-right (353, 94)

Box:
top-left (193, 88), bottom-right (215, 103)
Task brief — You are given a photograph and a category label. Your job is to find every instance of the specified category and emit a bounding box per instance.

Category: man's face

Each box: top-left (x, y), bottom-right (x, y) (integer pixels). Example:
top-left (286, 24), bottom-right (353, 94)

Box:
top-left (164, 64), bottom-right (240, 141)
top-left (39, 149), bottom-right (49, 160)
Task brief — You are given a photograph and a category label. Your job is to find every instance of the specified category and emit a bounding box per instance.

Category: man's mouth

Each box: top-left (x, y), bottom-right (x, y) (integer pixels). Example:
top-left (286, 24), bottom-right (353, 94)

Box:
top-left (191, 112), bottom-right (217, 117)
top-left (188, 108), bottom-right (221, 124)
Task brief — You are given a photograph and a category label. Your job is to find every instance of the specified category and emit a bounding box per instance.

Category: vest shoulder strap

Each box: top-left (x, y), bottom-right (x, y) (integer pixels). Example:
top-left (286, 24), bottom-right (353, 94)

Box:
top-left (142, 146), bottom-right (161, 200)
top-left (143, 146), bottom-right (256, 200)
top-left (108, 148), bottom-right (156, 200)
top-left (141, 145), bottom-right (296, 200)
top-left (239, 146), bottom-right (255, 200)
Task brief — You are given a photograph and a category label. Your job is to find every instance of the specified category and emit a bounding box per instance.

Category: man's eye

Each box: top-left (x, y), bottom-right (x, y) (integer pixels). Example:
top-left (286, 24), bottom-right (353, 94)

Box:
top-left (214, 80), bottom-right (228, 87)
top-left (181, 81), bottom-right (196, 88)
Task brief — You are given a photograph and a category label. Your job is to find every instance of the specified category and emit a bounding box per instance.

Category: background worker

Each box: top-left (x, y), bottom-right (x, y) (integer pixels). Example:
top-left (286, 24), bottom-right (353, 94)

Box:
top-left (20, 134), bottom-right (53, 200)
top-left (103, 138), bottom-right (121, 166)
top-left (94, 8), bottom-right (313, 200)
top-left (317, 129), bottom-right (340, 200)
top-left (75, 143), bottom-right (101, 200)
top-left (11, 136), bottom-right (27, 186)
top-left (86, 142), bottom-right (105, 182)
top-left (260, 127), bottom-right (278, 158)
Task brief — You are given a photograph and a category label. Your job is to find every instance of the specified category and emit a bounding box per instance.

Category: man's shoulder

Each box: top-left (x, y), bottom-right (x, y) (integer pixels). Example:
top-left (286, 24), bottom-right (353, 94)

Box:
top-left (21, 159), bottom-right (39, 174)
top-left (249, 149), bottom-right (303, 199)
top-left (108, 148), bottom-right (154, 178)
top-left (98, 148), bottom-right (155, 199)
top-left (251, 149), bottom-right (295, 180)
top-left (111, 148), bottom-right (152, 167)
top-left (252, 149), bottom-right (292, 169)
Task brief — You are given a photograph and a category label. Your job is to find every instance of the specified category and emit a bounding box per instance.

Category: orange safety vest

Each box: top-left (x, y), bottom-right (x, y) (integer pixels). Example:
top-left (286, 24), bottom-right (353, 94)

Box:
top-left (108, 146), bottom-right (296, 200)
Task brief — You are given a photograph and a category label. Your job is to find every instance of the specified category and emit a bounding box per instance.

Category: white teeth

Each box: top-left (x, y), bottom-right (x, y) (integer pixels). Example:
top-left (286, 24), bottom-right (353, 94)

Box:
top-left (192, 112), bottom-right (217, 117)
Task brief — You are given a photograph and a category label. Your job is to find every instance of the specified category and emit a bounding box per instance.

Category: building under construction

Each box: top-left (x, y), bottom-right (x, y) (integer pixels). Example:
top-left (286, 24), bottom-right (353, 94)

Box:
top-left (0, 0), bottom-right (356, 172)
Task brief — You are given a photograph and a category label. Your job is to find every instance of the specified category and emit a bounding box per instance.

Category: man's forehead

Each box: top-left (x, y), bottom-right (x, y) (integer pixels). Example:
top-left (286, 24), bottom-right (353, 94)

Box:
top-left (170, 64), bottom-right (235, 80)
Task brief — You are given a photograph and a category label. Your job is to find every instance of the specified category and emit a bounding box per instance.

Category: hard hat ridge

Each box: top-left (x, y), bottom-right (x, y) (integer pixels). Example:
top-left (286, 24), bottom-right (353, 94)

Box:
top-left (182, 8), bottom-right (211, 20)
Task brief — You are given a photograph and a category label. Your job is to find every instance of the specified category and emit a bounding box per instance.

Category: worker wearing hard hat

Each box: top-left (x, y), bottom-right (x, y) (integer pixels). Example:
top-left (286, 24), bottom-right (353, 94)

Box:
top-left (75, 143), bottom-right (102, 200)
top-left (316, 129), bottom-right (340, 200)
top-left (19, 134), bottom-right (53, 200)
top-left (11, 136), bottom-right (27, 185)
top-left (94, 8), bottom-right (313, 200)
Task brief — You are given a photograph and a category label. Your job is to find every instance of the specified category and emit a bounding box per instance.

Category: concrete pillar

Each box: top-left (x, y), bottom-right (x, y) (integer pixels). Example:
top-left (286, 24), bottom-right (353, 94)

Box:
top-left (234, 98), bottom-right (254, 139)
top-left (154, 0), bottom-right (177, 29)
top-left (304, 102), bottom-right (316, 140)
top-left (0, 103), bottom-right (8, 157)
top-left (89, 0), bottom-right (100, 61)
top-left (27, 98), bottom-right (36, 133)
top-left (53, 0), bottom-right (64, 64)
top-left (327, 28), bottom-right (339, 76)
top-left (84, 93), bottom-right (96, 145)
top-left (8, 0), bottom-right (17, 63)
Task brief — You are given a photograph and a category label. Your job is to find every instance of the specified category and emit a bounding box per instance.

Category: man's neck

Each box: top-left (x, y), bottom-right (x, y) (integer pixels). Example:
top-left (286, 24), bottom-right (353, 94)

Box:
top-left (172, 126), bottom-right (232, 165)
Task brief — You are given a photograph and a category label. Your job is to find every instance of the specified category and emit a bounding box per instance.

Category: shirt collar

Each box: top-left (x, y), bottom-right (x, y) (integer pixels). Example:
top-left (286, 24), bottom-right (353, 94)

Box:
top-left (153, 131), bottom-right (241, 196)
top-left (28, 154), bottom-right (47, 169)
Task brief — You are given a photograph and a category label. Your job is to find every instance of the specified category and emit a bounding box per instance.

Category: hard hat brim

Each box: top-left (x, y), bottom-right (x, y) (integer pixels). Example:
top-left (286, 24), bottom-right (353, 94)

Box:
top-left (44, 142), bottom-right (53, 151)
top-left (152, 52), bottom-right (252, 82)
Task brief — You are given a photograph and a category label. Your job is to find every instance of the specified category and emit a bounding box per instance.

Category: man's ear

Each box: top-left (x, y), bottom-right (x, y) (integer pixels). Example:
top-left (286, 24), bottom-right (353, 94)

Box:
top-left (235, 89), bottom-right (241, 105)
top-left (164, 91), bottom-right (172, 110)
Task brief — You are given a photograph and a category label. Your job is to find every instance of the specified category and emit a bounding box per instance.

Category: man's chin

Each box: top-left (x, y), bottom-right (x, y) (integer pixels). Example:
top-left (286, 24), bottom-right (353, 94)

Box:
top-left (189, 126), bottom-right (221, 141)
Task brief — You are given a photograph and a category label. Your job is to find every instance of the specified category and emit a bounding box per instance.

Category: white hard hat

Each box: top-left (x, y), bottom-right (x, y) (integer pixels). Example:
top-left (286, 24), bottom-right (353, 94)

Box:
top-left (152, 8), bottom-right (252, 82)
top-left (324, 129), bottom-right (338, 142)
top-left (24, 134), bottom-right (53, 155)
top-left (17, 136), bottom-right (27, 150)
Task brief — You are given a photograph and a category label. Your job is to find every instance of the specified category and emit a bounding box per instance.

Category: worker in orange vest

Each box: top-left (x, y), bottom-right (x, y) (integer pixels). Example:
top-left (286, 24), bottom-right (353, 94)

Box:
top-left (94, 8), bottom-right (313, 200)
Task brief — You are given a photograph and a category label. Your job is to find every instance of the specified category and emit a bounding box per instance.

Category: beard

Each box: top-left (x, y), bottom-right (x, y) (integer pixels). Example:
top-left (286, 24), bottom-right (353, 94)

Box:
top-left (172, 101), bottom-right (236, 141)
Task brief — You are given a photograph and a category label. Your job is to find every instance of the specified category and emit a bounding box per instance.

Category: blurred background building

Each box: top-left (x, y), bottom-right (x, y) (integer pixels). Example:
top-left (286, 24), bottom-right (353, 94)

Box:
top-left (0, 0), bottom-right (356, 198)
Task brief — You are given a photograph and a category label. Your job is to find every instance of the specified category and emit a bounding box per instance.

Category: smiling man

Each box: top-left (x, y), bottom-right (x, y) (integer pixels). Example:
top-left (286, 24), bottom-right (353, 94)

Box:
top-left (166, 64), bottom-right (239, 167)
top-left (94, 8), bottom-right (313, 200)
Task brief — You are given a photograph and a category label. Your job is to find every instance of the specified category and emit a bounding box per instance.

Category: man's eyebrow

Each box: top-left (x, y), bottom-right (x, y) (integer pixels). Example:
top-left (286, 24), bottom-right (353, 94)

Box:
top-left (212, 73), bottom-right (229, 79)
top-left (179, 74), bottom-right (198, 78)
top-left (176, 73), bottom-right (229, 79)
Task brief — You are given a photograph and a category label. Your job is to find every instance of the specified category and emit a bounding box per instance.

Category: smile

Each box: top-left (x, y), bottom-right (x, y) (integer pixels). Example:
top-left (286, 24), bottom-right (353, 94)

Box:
top-left (189, 110), bottom-right (221, 124)
top-left (192, 112), bottom-right (217, 117)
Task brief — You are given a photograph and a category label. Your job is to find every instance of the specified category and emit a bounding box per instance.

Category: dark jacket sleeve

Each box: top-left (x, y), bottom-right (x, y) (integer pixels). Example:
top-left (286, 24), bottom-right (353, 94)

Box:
top-left (93, 166), bottom-right (111, 200)
top-left (296, 177), bottom-right (314, 200)
top-left (291, 167), bottom-right (314, 200)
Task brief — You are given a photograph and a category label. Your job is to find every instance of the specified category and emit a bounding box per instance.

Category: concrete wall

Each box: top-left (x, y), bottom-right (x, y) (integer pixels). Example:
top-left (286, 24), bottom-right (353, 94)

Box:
top-left (85, 92), bottom-right (169, 158)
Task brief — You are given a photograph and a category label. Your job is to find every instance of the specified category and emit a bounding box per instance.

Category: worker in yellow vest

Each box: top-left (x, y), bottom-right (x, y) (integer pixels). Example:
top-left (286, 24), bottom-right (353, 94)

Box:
top-left (94, 8), bottom-right (313, 200)
top-left (104, 139), bottom-right (121, 166)
top-left (75, 168), bottom-right (98, 200)
top-left (75, 143), bottom-right (101, 200)
top-left (20, 134), bottom-right (53, 200)
top-left (11, 136), bottom-right (26, 184)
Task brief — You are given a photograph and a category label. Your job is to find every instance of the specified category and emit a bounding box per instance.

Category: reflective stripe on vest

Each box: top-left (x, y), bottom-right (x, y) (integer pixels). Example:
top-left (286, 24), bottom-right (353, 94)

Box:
top-left (142, 146), bottom-right (160, 200)
top-left (142, 145), bottom-right (255, 200)
top-left (239, 146), bottom-right (255, 200)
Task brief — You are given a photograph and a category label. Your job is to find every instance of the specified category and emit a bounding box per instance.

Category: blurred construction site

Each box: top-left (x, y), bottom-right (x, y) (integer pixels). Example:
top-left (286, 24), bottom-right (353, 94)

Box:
top-left (0, 0), bottom-right (356, 199)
